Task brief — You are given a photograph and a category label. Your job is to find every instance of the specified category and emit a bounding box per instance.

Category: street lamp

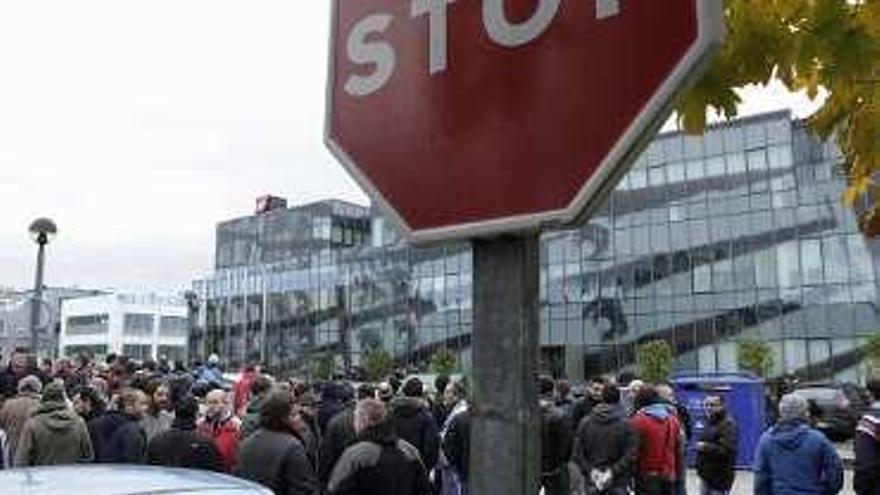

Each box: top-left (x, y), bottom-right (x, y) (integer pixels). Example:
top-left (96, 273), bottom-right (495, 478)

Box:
top-left (28, 218), bottom-right (57, 356)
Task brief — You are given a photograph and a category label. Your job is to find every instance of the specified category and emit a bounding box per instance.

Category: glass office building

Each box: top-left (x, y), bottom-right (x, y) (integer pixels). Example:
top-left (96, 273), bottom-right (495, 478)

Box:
top-left (190, 111), bottom-right (880, 382)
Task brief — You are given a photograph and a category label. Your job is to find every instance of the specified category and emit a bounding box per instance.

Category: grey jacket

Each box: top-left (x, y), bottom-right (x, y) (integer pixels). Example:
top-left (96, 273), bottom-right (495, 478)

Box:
top-left (140, 410), bottom-right (174, 441)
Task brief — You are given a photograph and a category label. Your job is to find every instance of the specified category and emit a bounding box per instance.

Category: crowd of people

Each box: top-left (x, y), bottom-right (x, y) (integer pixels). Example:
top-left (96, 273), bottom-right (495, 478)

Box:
top-left (0, 347), bottom-right (878, 495)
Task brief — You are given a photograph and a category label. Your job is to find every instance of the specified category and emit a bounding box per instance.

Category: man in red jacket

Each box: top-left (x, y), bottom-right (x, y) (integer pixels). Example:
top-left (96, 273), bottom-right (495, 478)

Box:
top-left (629, 387), bottom-right (684, 495)
top-left (198, 389), bottom-right (241, 473)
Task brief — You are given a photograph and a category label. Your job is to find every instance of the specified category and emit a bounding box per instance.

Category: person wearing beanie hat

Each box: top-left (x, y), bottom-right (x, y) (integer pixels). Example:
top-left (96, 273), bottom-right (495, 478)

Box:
top-left (754, 393), bottom-right (843, 495)
top-left (13, 381), bottom-right (93, 466)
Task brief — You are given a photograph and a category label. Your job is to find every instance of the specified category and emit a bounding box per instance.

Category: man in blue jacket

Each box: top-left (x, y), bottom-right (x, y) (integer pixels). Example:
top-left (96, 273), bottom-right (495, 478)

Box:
top-left (754, 393), bottom-right (843, 495)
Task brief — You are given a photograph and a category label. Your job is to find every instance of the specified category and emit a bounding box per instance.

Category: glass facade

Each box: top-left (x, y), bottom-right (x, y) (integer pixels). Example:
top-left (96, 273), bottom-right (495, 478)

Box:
top-left (66, 314), bottom-right (110, 336)
top-left (190, 112), bottom-right (880, 382)
top-left (215, 200), bottom-right (372, 269)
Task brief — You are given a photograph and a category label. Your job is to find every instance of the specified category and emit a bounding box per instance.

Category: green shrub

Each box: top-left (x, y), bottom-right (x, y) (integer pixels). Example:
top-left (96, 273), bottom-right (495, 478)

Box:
top-left (864, 334), bottom-right (880, 377)
top-left (310, 353), bottom-right (336, 381)
top-left (430, 348), bottom-right (458, 376)
top-left (636, 340), bottom-right (673, 384)
top-left (738, 340), bottom-right (775, 378)
top-left (363, 349), bottom-right (394, 382)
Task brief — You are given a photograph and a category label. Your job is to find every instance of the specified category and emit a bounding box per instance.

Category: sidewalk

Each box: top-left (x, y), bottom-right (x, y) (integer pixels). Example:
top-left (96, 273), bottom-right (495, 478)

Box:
top-left (685, 469), bottom-right (855, 495)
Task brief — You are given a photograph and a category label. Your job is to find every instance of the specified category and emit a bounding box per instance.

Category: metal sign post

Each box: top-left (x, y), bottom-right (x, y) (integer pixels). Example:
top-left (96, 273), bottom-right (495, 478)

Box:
top-left (472, 234), bottom-right (541, 495)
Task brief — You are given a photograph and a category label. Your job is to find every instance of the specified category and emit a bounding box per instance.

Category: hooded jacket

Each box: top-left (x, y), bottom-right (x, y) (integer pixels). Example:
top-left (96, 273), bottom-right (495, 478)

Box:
top-left (573, 403), bottom-right (638, 490)
top-left (390, 396), bottom-right (440, 471)
top-left (13, 400), bottom-right (93, 466)
top-left (327, 419), bottom-right (431, 495)
top-left (754, 418), bottom-right (843, 495)
top-left (629, 404), bottom-right (682, 481)
top-left (696, 411), bottom-right (737, 491)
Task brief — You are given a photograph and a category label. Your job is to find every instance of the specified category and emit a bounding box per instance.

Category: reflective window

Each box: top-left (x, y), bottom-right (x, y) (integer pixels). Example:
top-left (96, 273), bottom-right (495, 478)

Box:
top-left (649, 166), bottom-right (666, 187)
top-left (748, 149), bottom-right (768, 172)
top-left (160, 316), bottom-right (188, 337)
top-left (777, 243), bottom-right (801, 288)
top-left (686, 159), bottom-right (705, 181)
top-left (706, 156), bottom-right (725, 177)
top-left (122, 344), bottom-right (153, 361)
top-left (822, 237), bottom-right (848, 284)
top-left (801, 239), bottom-right (824, 285)
top-left (629, 169), bottom-right (647, 189)
top-left (693, 264), bottom-right (711, 293)
top-left (124, 313), bottom-right (154, 336)
top-left (67, 314), bottom-right (109, 335)
top-left (727, 153), bottom-right (747, 174)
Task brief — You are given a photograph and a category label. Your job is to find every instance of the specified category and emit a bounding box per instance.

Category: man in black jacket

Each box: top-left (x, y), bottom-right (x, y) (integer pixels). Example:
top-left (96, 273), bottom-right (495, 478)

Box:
top-left (147, 396), bottom-right (224, 472)
top-left (696, 394), bottom-right (738, 495)
top-left (439, 381), bottom-right (470, 495)
top-left (854, 379), bottom-right (880, 495)
top-left (237, 392), bottom-right (318, 495)
top-left (91, 388), bottom-right (148, 463)
top-left (539, 376), bottom-right (573, 495)
top-left (390, 377), bottom-right (440, 475)
top-left (571, 377), bottom-right (605, 430)
top-left (319, 404), bottom-right (358, 487)
top-left (327, 398), bottom-right (431, 495)
top-left (572, 382), bottom-right (637, 495)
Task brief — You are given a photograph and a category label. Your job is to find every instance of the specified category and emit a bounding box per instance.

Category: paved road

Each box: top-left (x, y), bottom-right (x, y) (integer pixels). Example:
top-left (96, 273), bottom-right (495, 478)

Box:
top-left (564, 467), bottom-right (855, 495)
top-left (685, 469), bottom-right (856, 495)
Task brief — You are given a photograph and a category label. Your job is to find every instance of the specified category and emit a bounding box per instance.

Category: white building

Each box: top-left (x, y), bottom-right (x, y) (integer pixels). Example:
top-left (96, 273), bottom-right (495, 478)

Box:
top-left (1, 286), bottom-right (104, 359)
top-left (59, 293), bottom-right (188, 363)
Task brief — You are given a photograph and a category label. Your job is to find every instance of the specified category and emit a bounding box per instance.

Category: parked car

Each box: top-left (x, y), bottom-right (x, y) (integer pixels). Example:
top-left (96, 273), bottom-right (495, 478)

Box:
top-left (0, 465), bottom-right (272, 495)
top-left (793, 382), bottom-right (871, 441)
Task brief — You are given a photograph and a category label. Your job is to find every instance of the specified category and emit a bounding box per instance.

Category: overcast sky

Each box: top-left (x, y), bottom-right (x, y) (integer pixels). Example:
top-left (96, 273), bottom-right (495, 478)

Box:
top-left (0, 1), bottom-right (823, 294)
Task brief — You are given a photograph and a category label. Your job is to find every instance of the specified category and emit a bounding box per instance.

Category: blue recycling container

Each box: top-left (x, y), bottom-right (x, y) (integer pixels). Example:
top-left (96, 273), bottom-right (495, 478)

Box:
top-left (672, 372), bottom-right (766, 468)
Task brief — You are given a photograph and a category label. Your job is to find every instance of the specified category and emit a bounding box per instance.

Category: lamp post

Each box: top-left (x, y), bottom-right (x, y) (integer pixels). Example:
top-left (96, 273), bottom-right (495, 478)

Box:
top-left (28, 218), bottom-right (57, 356)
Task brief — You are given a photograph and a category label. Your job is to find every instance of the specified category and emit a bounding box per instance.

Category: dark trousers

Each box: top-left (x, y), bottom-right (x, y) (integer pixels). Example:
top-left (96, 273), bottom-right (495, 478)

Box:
top-left (635, 475), bottom-right (675, 495)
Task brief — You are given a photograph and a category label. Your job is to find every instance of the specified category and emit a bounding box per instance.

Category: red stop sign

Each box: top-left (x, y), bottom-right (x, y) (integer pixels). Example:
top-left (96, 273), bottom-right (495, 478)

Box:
top-left (326, 0), bottom-right (722, 243)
